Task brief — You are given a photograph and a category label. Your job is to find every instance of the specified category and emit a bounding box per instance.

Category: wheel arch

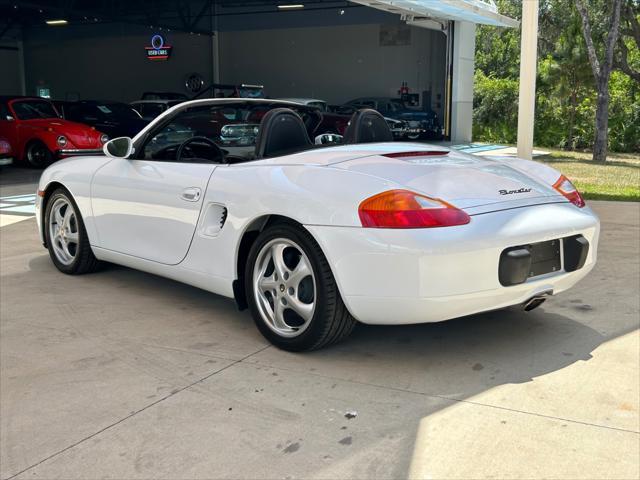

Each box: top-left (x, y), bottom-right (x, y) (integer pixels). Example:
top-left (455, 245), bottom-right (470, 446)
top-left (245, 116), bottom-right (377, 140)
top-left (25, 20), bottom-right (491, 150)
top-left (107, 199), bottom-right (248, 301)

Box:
top-left (39, 181), bottom-right (69, 246)
top-left (232, 214), bottom-right (325, 311)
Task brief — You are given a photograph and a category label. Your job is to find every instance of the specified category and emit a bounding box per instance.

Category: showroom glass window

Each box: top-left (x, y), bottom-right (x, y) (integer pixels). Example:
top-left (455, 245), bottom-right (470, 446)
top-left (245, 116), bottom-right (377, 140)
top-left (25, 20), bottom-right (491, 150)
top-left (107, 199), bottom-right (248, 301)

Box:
top-left (11, 100), bottom-right (59, 120)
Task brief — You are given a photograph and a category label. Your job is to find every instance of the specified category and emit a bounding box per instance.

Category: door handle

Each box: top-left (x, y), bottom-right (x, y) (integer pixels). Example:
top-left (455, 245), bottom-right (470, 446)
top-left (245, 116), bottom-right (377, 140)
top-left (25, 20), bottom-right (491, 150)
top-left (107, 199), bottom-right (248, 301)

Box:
top-left (181, 187), bottom-right (201, 202)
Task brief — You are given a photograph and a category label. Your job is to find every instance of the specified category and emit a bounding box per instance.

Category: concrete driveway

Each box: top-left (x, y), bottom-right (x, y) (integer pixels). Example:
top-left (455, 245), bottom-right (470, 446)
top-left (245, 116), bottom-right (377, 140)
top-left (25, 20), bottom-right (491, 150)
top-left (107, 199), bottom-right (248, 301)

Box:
top-left (1, 167), bottom-right (638, 479)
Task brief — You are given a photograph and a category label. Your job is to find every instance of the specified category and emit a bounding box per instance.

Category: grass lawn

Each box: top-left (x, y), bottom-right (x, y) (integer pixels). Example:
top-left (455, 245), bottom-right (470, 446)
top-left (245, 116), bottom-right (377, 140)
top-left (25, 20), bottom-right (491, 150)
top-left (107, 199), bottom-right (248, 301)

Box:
top-left (535, 149), bottom-right (640, 202)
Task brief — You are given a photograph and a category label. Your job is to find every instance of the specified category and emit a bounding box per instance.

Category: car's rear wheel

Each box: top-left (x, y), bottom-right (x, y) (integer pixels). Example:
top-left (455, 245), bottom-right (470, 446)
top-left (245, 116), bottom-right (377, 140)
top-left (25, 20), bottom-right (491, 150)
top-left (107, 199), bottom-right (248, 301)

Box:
top-left (44, 189), bottom-right (100, 274)
top-left (245, 223), bottom-right (356, 351)
top-left (25, 140), bottom-right (53, 168)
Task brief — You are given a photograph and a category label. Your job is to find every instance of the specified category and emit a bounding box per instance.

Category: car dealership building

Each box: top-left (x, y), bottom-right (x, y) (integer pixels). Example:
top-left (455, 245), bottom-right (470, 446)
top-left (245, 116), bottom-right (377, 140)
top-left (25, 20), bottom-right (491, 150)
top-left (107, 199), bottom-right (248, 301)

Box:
top-left (0, 0), bottom-right (516, 144)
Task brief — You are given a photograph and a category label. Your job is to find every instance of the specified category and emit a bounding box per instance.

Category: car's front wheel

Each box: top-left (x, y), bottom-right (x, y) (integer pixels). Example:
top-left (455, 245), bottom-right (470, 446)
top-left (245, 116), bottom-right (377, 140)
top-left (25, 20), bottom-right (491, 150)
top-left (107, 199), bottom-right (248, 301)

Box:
top-left (44, 188), bottom-right (101, 274)
top-left (25, 140), bottom-right (53, 168)
top-left (245, 223), bottom-right (356, 351)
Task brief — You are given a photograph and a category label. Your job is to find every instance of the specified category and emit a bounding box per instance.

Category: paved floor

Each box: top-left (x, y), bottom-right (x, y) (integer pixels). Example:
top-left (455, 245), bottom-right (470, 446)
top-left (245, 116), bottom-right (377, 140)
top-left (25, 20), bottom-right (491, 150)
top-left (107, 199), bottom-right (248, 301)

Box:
top-left (1, 166), bottom-right (638, 479)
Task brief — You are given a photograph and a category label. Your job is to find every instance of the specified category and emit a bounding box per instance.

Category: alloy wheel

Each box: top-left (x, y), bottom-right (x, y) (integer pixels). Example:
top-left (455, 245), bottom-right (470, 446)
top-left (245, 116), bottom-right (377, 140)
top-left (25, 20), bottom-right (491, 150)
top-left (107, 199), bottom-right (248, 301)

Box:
top-left (48, 197), bottom-right (79, 265)
top-left (252, 238), bottom-right (316, 338)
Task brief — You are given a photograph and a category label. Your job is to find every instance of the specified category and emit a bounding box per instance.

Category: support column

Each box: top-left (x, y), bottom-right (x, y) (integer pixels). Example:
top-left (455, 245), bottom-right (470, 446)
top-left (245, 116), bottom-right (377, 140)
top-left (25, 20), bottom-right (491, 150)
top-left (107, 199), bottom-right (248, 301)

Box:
top-left (450, 21), bottom-right (476, 144)
top-left (210, 0), bottom-right (220, 84)
top-left (17, 38), bottom-right (26, 95)
top-left (211, 33), bottom-right (220, 84)
top-left (516, 0), bottom-right (539, 160)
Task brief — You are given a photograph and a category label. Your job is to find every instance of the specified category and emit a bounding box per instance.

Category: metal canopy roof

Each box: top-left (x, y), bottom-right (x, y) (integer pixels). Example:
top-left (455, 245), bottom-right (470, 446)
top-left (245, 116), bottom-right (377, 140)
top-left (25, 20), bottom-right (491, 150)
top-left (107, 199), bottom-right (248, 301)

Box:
top-left (350, 0), bottom-right (519, 28)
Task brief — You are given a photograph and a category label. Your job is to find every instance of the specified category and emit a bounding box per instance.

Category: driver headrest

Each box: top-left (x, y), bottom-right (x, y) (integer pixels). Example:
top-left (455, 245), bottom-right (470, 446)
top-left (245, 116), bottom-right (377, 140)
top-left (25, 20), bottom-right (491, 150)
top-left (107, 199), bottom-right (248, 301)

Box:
top-left (343, 108), bottom-right (394, 144)
top-left (255, 108), bottom-right (312, 159)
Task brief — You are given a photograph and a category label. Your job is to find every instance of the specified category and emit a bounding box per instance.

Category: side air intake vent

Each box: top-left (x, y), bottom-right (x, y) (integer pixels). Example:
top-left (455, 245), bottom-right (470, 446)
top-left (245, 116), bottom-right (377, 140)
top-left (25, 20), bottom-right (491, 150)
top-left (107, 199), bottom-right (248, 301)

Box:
top-left (220, 207), bottom-right (228, 229)
top-left (200, 203), bottom-right (228, 237)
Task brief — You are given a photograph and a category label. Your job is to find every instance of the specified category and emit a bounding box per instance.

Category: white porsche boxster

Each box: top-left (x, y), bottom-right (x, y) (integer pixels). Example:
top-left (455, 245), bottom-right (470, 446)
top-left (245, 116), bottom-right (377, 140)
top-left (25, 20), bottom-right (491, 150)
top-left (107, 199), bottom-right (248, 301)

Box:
top-left (36, 99), bottom-right (599, 351)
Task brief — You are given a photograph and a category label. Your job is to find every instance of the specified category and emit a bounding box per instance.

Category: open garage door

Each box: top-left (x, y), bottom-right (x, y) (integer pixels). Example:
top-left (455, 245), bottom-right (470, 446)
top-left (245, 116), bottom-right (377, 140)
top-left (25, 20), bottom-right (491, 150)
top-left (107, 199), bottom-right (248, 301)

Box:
top-left (216, 7), bottom-right (450, 138)
top-left (348, 0), bottom-right (518, 139)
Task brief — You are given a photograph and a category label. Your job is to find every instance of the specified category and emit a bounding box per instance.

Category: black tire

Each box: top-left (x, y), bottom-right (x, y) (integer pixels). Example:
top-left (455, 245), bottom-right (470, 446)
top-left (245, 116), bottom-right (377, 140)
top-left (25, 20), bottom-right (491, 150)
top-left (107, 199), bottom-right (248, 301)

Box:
top-left (44, 188), bottom-right (101, 275)
top-left (245, 223), bottom-right (356, 351)
top-left (25, 140), bottom-right (53, 168)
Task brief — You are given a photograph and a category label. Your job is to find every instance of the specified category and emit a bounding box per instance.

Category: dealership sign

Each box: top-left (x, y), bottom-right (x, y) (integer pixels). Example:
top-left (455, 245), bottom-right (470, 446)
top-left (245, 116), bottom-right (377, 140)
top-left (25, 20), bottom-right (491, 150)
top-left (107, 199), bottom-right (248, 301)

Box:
top-left (145, 34), bottom-right (172, 61)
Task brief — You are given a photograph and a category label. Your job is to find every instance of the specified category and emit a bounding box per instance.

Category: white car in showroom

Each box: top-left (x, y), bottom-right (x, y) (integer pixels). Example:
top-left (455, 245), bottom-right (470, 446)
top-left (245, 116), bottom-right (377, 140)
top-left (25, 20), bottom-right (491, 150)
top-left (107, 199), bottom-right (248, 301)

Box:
top-left (35, 98), bottom-right (599, 351)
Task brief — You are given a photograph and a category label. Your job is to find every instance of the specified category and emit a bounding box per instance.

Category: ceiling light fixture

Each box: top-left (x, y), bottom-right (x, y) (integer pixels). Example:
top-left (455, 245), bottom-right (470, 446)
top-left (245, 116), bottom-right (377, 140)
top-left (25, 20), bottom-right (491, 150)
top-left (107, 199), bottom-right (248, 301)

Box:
top-left (45, 19), bottom-right (68, 25)
top-left (277, 4), bottom-right (304, 10)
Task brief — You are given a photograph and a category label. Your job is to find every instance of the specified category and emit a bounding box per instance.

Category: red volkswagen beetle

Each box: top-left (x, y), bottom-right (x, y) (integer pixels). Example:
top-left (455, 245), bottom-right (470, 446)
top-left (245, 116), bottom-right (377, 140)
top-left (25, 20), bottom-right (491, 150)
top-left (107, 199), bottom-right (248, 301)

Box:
top-left (0, 96), bottom-right (109, 168)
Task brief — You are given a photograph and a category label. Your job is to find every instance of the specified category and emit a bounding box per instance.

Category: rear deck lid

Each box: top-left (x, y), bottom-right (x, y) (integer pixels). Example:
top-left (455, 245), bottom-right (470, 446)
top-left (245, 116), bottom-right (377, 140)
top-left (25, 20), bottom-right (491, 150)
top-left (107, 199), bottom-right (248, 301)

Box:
top-left (332, 147), bottom-right (567, 213)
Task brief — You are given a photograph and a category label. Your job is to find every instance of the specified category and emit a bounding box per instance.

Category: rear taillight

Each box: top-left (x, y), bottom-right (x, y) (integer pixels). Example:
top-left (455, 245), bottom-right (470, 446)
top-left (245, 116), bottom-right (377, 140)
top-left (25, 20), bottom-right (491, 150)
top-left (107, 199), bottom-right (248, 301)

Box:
top-left (553, 175), bottom-right (585, 208)
top-left (358, 189), bottom-right (470, 229)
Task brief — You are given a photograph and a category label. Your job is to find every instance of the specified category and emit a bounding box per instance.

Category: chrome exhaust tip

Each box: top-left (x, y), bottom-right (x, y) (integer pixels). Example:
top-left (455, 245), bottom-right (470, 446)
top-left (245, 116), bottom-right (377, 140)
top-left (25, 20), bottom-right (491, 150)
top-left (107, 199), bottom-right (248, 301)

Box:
top-left (523, 291), bottom-right (552, 312)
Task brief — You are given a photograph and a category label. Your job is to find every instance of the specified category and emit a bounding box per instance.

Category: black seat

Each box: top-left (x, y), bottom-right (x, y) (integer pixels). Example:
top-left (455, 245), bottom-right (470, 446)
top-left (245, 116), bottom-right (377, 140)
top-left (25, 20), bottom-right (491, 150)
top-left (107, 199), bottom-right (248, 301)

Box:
top-left (343, 108), bottom-right (394, 144)
top-left (254, 108), bottom-right (312, 158)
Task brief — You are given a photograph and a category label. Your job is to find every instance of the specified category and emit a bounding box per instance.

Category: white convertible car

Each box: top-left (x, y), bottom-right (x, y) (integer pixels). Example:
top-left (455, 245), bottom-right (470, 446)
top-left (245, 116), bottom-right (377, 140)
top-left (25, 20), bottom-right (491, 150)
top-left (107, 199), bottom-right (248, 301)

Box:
top-left (36, 99), bottom-right (599, 351)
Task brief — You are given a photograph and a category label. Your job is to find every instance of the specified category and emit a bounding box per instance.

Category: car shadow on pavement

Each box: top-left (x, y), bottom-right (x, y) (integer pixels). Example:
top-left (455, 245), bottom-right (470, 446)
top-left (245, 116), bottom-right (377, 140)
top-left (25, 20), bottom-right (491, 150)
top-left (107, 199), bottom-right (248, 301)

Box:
top-left (24, 253), bottom-right (607, 395)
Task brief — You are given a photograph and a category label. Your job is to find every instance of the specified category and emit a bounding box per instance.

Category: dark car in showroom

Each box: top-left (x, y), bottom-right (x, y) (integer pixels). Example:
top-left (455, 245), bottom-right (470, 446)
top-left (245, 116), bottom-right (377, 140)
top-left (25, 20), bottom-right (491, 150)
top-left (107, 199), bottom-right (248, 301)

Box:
top-left (54, 100), bottom-right (149, 139)
top-left (340, 97), bottom-right (441, 140)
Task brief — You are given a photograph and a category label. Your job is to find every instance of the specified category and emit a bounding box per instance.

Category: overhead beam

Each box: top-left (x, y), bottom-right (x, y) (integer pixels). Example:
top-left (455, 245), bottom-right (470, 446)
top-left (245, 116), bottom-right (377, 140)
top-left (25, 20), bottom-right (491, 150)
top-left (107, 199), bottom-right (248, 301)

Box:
top-left (0, 17), bottom-right (15, 39)
top-left (190, 0), bottom-right (211, 31)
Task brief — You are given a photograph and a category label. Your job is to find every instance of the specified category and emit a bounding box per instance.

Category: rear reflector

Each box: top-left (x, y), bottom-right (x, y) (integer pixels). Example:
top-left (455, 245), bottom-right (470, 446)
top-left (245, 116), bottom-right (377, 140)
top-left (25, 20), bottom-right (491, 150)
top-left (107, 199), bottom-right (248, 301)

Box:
top-left (553, 175), bottom-right (585, 208)
top-left (358, 189), bottom-right (470, 229)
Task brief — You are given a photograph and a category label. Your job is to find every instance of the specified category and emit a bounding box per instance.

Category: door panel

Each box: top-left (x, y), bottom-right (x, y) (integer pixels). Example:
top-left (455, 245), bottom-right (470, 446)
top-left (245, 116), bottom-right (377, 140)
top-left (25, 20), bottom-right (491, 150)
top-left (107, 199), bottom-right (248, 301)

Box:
top-left (91, 159), bottom-right (216, 265)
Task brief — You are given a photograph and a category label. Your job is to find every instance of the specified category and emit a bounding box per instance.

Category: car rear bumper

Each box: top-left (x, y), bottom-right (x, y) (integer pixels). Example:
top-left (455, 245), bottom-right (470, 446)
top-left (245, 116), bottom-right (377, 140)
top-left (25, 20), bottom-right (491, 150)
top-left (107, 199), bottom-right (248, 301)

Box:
top-left (307, 203), bottom-right (600, 325)
top-left (0, 156), bottom-right (13, 166)
top-left (55, 148), bottom-right (103, 158)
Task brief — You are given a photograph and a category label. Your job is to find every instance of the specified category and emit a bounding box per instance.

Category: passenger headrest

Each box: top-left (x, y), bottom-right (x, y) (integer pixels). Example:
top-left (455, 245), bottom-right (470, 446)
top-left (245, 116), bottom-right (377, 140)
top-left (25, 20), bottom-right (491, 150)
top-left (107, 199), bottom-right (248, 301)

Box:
top-left (343, 108), bottom-right (394, 144)
top-left (255, 108), bottom-right (312, 158)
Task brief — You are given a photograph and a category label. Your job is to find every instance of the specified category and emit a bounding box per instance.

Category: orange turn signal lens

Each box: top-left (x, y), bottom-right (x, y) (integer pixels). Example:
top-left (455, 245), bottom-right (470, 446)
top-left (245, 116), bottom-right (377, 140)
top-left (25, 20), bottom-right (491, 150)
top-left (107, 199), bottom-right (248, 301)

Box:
top-left (358, 189), bottom-right (471, 229)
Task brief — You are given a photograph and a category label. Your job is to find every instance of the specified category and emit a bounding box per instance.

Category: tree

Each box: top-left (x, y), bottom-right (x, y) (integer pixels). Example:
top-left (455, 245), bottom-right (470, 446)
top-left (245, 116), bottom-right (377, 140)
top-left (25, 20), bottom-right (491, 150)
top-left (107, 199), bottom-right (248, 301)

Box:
top-left (615, 0), bottom-right (640, 83)
top-left (540, 15), bottom-right (594, 149)
top-left (574, 0), bottom-right (623, 162)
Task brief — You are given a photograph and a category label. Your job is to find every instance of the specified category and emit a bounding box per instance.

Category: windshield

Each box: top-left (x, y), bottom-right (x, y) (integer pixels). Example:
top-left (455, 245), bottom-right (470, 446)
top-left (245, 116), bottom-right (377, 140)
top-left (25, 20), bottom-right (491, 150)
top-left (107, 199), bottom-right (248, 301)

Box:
top-left (237, 87), bottom-right (265, 99)
top-left (142, 92), bottom-right (188, 100)
top-left (72, 103), bottom-right (141, 121)
top-left (390, 100), bottom-right (406, 111)
top-left (307, 101), bottom-right (327, 111)
top-left (141, 103), bottom-right (316, 160)
top-left (11, 100), bottom-right (59, 120)
top-left (93, 103), bottom-right (141, 120)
